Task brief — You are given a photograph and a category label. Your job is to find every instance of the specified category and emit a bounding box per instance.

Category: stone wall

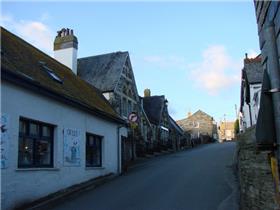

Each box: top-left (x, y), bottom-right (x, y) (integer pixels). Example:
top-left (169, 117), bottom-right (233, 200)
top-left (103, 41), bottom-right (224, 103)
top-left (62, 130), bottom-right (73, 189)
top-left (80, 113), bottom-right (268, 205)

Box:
top-left (237, 126), bottom-right (278, 210)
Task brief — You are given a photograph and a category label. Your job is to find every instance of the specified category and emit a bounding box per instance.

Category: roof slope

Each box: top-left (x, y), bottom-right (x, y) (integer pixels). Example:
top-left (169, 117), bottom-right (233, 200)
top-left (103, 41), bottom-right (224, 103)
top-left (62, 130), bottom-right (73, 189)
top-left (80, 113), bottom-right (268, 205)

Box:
top-left (176, 109), bottom-right (213, 124)
top-left (243, 55), bottom-right (263, 84)
top-left (169, 116), bottom-right (184, 135)
top-left (143, 96), bottom-right (165, 125)
top-left (77, 52), bottom-right (128, 92)
top-left (1, 27), bottom-right (122, 123)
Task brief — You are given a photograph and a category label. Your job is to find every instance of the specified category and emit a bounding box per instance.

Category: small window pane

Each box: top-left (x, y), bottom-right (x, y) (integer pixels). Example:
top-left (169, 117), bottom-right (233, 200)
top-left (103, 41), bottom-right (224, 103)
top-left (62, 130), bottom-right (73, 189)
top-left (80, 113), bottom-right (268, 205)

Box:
top-left (89, 136), bottom-right (94, 146)
top-left (19, 121), bottom-right (27, 134)
top-left (35, 139), bottom-right (51, 165)
top-left (29, 123), bottom-right (39, 136)
top-left (42, 126), bottom-right (51, 137)
top-left (18, 137), bottom-right (34, 166)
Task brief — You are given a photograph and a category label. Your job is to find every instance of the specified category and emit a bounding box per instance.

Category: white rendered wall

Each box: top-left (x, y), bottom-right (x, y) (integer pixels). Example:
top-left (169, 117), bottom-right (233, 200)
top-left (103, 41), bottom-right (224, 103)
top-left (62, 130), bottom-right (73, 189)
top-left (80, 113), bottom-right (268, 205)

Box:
top-left (54, 48), bottom-right (77, 74)
top-left (250, 84), bottom-right (262, 125)
top-left (1, 81), bottom-right (127, 210)
top-left (242, 103), bottom-right (251, 129)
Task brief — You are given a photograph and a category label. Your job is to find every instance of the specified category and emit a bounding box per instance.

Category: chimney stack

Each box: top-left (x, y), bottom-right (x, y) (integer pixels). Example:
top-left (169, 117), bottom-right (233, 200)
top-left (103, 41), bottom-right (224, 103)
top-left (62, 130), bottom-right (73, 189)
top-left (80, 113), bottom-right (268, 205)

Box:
top-left (144, 89), bottom-right (151, 97)
top-left (54, 28), bottom-right (78, 74)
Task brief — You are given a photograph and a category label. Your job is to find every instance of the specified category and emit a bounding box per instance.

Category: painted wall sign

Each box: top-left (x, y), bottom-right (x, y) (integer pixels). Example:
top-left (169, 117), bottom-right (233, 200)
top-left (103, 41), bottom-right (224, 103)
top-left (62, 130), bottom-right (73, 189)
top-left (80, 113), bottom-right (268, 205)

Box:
top-left (63, 128), bottom-right (81, 166)
top-left (1, 114), bottom-right (9, 169)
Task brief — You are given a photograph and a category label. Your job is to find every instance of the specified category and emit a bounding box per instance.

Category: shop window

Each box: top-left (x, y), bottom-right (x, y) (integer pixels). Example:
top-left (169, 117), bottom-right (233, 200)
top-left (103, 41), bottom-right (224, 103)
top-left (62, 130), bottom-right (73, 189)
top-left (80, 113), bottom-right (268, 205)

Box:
top-left (18, 118), bottom-right (54, 168)
top-left (86, 133), bottom-right (102, 167)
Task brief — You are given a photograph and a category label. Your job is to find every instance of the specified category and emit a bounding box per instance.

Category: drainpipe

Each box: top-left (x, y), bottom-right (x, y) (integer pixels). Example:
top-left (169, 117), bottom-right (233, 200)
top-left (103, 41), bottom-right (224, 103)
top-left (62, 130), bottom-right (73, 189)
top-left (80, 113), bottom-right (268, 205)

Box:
top-left (264, 22), bottom-right (280, 165)
top-left (248, 102), bottom-right (253, 127)
top-left (117, 124), bottom-right (127, 174)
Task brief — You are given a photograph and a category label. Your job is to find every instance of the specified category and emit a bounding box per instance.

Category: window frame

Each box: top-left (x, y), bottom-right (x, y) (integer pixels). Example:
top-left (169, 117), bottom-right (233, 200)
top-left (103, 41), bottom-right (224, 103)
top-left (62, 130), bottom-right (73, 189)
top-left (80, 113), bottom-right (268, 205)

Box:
top-left (18, 117), bottom-right (54, 168)
top-left (85, 133), bottom-right (103, 168)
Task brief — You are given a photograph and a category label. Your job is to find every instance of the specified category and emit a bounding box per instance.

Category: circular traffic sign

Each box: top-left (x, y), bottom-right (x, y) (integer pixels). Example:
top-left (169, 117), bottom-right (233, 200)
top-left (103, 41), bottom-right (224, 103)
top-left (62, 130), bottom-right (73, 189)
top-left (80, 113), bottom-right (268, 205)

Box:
top-left (128, 112), bottom-right (138, 123)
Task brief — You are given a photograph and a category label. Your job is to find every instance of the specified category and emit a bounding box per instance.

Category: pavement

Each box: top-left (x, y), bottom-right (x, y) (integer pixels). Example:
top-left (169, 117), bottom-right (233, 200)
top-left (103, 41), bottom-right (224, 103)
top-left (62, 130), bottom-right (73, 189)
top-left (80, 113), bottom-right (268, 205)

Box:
top-left (25, 143), bottom-right (239, 210)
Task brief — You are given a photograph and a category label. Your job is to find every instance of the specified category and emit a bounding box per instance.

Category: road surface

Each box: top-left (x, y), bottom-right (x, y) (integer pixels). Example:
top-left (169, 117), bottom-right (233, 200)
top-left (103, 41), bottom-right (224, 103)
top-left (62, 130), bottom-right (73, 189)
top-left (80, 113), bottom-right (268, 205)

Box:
top-left (51, 142), bottom-right (236, 210)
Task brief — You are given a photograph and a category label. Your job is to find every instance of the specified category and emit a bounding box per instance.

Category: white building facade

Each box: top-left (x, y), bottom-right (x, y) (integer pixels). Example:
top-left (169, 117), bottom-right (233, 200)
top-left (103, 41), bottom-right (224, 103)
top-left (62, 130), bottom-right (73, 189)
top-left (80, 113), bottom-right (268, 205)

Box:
top-left (1, 27), bottom-right (127, 210)
top-left (239, 54), bottom-right (263, 131)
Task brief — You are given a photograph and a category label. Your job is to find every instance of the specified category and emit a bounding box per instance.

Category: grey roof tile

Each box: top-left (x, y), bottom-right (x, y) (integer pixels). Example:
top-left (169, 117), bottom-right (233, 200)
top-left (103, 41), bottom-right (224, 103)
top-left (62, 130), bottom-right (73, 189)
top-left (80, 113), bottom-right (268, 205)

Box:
top-left (77, 52), bottom-right (128, 92)
top-left (143, 96), bottom-right (165, 125)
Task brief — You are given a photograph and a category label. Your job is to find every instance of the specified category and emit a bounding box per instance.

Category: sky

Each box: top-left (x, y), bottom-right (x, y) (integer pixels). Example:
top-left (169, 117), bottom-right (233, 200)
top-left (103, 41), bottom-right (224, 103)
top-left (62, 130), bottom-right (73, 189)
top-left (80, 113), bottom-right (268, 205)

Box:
top-left (1, 1), bottom-right (260, 122)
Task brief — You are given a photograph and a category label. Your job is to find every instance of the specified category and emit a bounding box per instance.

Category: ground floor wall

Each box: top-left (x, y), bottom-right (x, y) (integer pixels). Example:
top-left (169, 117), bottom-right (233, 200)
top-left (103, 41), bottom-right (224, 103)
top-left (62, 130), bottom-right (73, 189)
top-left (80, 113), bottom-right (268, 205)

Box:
top-left (236, 126), bottom-right (279, 210)
top-left (1, 82), bottom-right (127, 210)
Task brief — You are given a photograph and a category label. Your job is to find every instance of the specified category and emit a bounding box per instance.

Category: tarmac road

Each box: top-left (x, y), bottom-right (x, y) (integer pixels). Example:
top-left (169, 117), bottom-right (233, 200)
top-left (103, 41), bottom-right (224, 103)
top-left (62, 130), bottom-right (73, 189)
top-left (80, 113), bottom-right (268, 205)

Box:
top-left (51, 142), bottom-right (237, 210)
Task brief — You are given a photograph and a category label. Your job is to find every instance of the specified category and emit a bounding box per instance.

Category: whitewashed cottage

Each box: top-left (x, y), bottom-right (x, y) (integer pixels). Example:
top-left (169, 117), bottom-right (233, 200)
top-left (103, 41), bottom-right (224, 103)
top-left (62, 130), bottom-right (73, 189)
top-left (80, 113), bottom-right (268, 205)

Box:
top-left (1, 27), bottom-right (127, 210)
top-left (239, 54), bottom-right (263, 131)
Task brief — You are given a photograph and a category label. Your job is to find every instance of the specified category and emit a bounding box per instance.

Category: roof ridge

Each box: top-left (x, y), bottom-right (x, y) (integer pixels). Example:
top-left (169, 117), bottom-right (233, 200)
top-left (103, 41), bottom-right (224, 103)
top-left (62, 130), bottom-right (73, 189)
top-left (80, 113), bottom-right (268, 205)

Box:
top-left (0, 27), bottom-right (73, 73)
top-left (78, 51), bottom-right (128, 60)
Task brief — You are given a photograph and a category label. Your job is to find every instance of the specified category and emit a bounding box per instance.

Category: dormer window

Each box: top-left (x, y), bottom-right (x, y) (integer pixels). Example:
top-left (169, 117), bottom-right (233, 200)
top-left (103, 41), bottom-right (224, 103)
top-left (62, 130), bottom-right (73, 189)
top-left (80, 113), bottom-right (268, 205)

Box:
top-left (39, 61), bottom-right (63, 84)
top-left (48, 71), bottom-right (62, 83)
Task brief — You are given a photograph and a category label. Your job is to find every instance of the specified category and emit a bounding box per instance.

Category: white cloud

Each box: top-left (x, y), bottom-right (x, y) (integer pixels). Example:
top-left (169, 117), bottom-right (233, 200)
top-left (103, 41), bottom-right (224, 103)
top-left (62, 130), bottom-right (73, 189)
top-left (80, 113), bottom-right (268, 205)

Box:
top-left (189, 45), bottom-right (241, 95)
top-left (0, 14), bottom-right (54, 55)
top-left (246, 49), bottom-right (259, 58)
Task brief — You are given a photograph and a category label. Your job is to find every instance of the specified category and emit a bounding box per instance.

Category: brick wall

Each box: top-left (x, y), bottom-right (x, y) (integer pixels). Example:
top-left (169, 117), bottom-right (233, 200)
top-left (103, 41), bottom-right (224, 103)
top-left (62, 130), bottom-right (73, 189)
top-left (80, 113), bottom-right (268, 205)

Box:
top-left (237, 126), bottom-right (279, 210)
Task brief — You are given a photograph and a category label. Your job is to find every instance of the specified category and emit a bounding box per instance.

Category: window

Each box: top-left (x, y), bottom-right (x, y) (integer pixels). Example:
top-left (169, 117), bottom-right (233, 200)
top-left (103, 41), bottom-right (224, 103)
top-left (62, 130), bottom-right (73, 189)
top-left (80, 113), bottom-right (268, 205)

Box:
top-left (86, 133), bottom-right (102, 167)
top-left (39, 61), bottom-right (63, 84)
top-left (122, 98), bottom-right (127, 117)
top-left (128, 100), bottom-right (132, 115)
top-left (18, 118), bottom-right (54, 168)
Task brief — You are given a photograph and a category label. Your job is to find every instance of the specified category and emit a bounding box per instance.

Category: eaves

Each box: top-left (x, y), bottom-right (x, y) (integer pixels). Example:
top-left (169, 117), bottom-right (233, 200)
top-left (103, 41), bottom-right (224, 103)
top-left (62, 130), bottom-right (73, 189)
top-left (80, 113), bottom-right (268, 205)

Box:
top-left (1, 68), bottom-right (126, 125)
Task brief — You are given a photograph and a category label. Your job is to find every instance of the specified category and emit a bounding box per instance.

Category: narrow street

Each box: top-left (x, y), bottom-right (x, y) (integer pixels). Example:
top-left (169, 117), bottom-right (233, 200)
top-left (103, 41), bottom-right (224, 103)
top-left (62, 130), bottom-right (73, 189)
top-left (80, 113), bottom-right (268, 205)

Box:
top-left (50, 142), bottom-right (236, 210)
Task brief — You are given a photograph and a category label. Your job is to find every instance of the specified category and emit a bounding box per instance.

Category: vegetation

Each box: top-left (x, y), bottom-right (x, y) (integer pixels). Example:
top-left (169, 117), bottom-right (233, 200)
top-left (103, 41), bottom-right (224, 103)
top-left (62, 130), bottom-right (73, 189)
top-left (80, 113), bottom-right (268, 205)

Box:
top-left (234, 119), bottom-right (240, 135)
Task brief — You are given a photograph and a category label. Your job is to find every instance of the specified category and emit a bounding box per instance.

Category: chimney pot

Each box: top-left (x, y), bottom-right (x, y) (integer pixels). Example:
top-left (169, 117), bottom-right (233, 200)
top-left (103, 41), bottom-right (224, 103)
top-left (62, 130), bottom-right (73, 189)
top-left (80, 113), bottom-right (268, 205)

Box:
top-left (144, 89), bottom-right (151, 97)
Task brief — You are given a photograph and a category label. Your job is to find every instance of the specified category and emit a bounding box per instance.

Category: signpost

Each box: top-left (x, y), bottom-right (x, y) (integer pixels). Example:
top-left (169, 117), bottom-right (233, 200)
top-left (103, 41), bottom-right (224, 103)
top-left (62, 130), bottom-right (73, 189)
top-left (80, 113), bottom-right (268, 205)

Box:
top-left (128, 112), bottom-right (138, 160)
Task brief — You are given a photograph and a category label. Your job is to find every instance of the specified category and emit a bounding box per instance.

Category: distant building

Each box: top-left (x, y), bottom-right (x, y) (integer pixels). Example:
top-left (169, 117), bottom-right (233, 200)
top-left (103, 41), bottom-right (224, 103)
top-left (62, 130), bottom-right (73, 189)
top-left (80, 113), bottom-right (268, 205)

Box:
top-left (176, 110), bottom-right (217, 144)
top-left (239, 54), bottom-right (263, 131)
top-left (142, 90), bottom-right (170, 151)
top-left (218, 121), bottom-right (235, 141)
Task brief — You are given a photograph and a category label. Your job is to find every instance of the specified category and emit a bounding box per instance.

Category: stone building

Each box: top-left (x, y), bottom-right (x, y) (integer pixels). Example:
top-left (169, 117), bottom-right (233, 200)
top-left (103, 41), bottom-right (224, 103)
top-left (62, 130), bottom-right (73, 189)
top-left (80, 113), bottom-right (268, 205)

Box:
top-left (176, 110), bottom-right (217, 144)
top-left (239, 54), bottom-right (263, 131)
top-left (1, 27), bottom-right (127, 210)
top-left (142, 90), bottom-right (170, 151)
top-left (218, 121), bottom-right (235, 141)
top-left (77, 51), bottom-right (153, 160)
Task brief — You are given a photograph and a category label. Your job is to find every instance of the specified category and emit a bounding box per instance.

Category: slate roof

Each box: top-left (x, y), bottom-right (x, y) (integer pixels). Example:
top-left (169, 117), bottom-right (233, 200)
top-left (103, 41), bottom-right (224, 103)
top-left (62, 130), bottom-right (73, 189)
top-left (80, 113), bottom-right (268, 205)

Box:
top-left (240, 54), bottom-right (263, 107)
top-left (143, 95), bottom-right (165, 125)
top-left (77, 52), bottom-right (128, 92)
top-left (243, 55), bottom-right (263, 84)
top-left (1, 27), bottom-right (124, 123)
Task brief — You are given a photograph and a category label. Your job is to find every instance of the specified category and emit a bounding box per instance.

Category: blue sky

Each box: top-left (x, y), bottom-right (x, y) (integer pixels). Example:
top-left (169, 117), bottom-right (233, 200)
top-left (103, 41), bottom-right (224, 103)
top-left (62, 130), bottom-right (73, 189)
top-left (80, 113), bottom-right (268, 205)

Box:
top-left (1, 1), bottom-right (260, 122)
